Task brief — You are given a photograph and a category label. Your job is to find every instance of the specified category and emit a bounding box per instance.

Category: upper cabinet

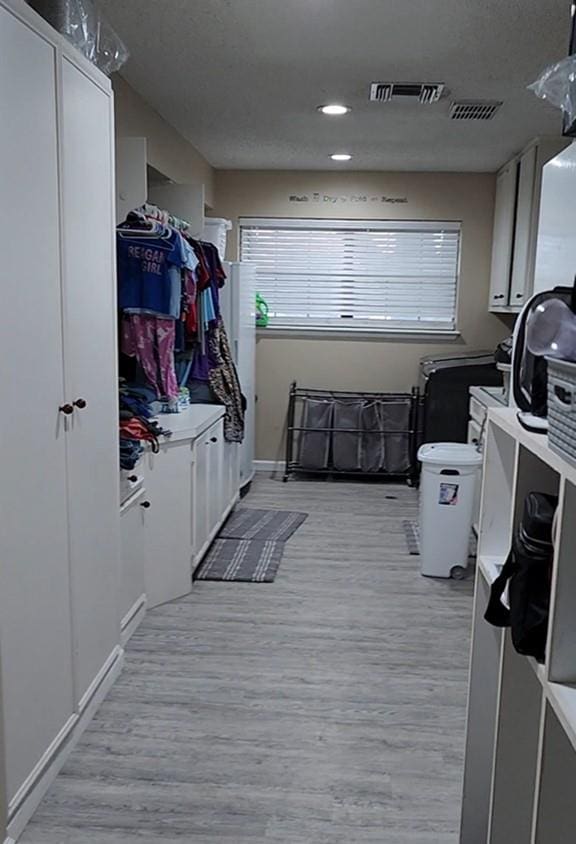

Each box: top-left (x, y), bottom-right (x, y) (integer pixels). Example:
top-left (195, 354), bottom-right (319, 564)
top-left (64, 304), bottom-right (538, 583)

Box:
top-left (115, 135), bottom-right (205, 235)
top-left (489, 138), bottom-right (569, 313)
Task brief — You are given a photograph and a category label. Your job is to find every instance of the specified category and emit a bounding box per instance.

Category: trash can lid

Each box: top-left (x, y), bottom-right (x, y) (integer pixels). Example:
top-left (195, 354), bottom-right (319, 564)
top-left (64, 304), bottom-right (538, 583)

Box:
top-left (418, 442), bottom-right (483, 466)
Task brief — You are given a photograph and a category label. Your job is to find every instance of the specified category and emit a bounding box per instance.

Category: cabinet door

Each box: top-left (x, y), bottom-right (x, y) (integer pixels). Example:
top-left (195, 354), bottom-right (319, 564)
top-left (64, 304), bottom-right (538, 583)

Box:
top-left (510, 144), bottom-right (538, 309)
top-left (120, 493), bottom-right (147, 630)
top-left (141, 444), bottom-right (193, 608)
top-left (59, 58), bottom-right (120, 704)
top-left (192, 438), bottom-right (210, 563)
top-left (207, 420), bottom-right (225, 533)
top-left (489, 161), bottom-right (518, 309)
top-left (0, 7), bottom-right (74, 801)
top-left (224, 442), bottom-right (240, 513)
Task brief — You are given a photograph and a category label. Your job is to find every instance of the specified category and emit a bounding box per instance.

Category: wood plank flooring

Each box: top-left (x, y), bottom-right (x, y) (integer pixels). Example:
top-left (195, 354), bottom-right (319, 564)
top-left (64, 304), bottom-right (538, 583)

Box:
top-left (21, 476), bottom-right (473, 844)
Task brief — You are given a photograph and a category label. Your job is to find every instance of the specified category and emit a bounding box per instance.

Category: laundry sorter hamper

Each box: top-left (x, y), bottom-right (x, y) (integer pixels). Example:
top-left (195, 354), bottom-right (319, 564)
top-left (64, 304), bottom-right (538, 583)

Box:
top-left (283, 382), bottom-right (423, 483)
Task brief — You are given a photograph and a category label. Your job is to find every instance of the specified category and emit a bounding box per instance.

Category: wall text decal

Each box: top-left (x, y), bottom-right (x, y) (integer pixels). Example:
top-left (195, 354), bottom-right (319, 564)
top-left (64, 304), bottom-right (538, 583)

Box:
top-left (288, 193), bottom-right (408, 205)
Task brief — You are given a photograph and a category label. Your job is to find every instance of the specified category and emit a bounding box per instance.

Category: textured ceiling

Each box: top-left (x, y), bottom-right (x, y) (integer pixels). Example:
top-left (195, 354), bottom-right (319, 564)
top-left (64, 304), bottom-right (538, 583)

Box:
top-left (99, 0), bottom-right (571, 171)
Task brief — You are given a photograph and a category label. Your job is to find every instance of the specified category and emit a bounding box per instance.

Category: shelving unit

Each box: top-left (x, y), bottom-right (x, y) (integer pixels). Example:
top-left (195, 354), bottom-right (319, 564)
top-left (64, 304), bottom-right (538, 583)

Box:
top-left (461, 407), bottom-right (576, 843)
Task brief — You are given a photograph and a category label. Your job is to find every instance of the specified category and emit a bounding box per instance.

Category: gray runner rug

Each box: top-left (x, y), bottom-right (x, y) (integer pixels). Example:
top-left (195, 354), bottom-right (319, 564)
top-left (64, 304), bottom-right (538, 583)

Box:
top-left (219, 508), bottom-right (308, 541)
top-left (196, 538), bottom-right (285, 583)
top-left (402, 520), bottom-right (477, 557)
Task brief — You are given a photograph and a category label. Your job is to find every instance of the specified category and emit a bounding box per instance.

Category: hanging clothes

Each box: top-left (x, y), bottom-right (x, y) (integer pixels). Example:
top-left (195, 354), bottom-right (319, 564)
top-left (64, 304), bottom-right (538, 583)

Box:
top-left (208, 318), bottom-right (246, 443)
top-left (117, 225), bottom-right (185, 318)
top-left (121, 314), bottom-right (179, 399)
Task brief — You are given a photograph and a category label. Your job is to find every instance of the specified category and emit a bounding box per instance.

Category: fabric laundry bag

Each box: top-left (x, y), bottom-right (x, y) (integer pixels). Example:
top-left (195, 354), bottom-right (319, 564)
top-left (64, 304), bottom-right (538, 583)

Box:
top-left (297, 398), bottom-right (333, 470)
top-left (332, 399), bottom-right (363, 471)
top-left (360, 401), bottom-right (385, 472)
top-left (380, 399), bottom-right (411, 474)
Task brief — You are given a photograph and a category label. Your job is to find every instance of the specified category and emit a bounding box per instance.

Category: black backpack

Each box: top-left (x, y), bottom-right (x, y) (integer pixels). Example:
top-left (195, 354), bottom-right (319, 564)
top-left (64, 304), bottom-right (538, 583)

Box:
top-left (484, 492), bottom-right (557, 662)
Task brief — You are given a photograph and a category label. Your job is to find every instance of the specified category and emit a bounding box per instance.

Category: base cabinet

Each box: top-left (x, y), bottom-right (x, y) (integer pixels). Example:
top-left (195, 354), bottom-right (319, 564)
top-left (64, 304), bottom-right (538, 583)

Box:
top-left (138, 412), bottom-right (240, 608)
top-left (120, 491), bottom-right (147, 642)
top-left (191, 417), bottom-right (240, 567)
top-left (140, 444), bottom-right (194, 609)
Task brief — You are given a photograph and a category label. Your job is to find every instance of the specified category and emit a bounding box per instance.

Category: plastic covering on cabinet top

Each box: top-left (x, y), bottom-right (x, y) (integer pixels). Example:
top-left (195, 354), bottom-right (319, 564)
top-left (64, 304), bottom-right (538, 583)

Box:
top-left (529, 55), bottom-right (576, 126)
top-left (27, 0), bottom-right (128, 75)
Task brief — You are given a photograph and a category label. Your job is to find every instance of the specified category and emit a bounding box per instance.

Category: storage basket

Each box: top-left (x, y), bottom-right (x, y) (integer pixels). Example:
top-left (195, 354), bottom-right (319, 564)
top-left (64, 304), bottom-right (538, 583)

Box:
top-left (547, 358), bottom-right (576, 466)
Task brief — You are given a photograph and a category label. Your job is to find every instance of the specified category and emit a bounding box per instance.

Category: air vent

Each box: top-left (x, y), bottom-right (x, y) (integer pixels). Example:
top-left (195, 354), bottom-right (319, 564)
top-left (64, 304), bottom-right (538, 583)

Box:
top-left (450, 100), bottom-right (503, 120)
top-left (369, 82), bottom-right (445, 104)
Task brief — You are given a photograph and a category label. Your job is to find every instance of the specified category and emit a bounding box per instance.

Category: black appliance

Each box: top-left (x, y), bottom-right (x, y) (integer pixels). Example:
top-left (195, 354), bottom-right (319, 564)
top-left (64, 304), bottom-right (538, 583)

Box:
top-left (419, 352), bottom-right (502, 443)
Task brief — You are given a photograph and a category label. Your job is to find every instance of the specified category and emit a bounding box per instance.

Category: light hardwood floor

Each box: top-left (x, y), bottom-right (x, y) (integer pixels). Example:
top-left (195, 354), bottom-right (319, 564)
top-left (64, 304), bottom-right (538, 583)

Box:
top-left (21, 476), bottom-right (473, 844)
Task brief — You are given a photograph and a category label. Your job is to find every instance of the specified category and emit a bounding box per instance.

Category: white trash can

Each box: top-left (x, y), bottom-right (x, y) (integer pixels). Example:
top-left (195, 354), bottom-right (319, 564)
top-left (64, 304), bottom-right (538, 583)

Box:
top-left (417, 442), bottom-right (482, 579)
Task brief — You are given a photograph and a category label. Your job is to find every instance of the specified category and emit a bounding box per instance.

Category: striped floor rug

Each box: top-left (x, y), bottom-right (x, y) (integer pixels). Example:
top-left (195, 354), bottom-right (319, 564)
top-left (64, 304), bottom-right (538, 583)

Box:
top-left (219, 508), bottom-right (308, 541)
top-left (195, 538), bottom-right (285, 583)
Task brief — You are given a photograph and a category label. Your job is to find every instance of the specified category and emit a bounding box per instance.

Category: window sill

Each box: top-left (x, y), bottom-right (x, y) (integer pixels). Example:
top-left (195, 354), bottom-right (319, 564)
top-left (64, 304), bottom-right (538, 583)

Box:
top-left (256, 326), bottom-right (461, 341)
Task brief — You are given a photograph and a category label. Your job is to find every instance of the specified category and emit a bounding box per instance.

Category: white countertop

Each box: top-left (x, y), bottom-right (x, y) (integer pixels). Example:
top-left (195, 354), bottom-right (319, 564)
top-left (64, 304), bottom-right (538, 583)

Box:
top-left (470, 385), bottom-right (508, 408)
top-left (154, 404), bottom-right (225, 443)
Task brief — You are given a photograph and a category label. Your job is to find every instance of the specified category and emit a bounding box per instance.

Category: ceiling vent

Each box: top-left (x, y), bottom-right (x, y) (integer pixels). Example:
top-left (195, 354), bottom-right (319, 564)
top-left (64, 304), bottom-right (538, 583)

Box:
top-left (369, 82), bottom-right (445, 104)
top-left (449, 100), bottom-right (503, 120)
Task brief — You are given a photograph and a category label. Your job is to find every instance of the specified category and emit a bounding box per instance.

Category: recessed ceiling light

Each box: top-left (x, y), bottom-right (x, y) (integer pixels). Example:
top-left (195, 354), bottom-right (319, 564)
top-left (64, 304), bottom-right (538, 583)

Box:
top-left (330, 153), bottom-right (352, 161)
top-left (318, 104), bottom-right (350, 116)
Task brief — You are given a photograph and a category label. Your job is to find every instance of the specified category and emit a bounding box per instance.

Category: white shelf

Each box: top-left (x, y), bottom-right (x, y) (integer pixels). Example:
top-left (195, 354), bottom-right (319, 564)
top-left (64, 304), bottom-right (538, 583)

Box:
top-left (462, 405), bottom-right (576, 842)
top-left (477, 554), bottom-right (505, 585)
top-left (489, 407), bottom-right (576, 486)
top-left (546, 682), bottom-right (576, 753)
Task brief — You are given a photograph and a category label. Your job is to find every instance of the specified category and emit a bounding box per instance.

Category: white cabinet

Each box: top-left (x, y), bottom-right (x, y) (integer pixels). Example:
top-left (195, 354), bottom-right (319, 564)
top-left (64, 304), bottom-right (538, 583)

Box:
top-left (130, 409), bottom-right (240, 606)
top-left (489, 138), bottom-right (568, 313)
top-left (191, 417), bottom-right (239, 567)
top-left (140, 443), bottom-right (193, 609)
top-left (119, 490), bottom-right (147, 644)
top-left (192, 433), bottom-right (210, 564)
top-left (509, 144), bottom-right (538, 309)
top-left (207, 420), bottom-right (225, 531)
top-left (489, 159), bottom-right (518, 309)
top-left (0, 0), bottom-right (121, 833)
top-left (0, 3), bottom-right (75, 804)
top-left (60, 55), bottom-right (120, 707)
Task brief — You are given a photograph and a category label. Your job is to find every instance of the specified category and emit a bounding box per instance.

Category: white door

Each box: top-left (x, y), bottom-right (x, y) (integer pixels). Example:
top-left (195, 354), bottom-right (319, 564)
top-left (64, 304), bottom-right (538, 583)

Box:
top-left (140, 444), bottom-right (193, 608)
top-left (192, 437), bottom-right (210, 562)
top-left (510, 144), bottom-right (538, 309)
top-left (489, 161), bottom-right (518, 309)
top-left (59, 58), bottom-right (121, 705)
top-left (0, 7), bottom-right (74, 801)
top-left (119, 493), bottom-right (147, 629)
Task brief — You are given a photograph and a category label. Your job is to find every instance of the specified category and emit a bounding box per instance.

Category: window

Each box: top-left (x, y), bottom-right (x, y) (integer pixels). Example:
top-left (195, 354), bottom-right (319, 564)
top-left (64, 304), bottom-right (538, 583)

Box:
top-left (240, 218), bottom-right (461, 333)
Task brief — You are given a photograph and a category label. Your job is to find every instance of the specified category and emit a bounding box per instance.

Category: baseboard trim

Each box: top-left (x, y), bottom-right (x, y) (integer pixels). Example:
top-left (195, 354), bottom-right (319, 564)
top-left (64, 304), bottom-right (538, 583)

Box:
top-left (121, 594), bottom-right (147, 646)
top-left (7, 646), bottom-right (124, 841)
top-left (254, 460), bottom-right (284, 473)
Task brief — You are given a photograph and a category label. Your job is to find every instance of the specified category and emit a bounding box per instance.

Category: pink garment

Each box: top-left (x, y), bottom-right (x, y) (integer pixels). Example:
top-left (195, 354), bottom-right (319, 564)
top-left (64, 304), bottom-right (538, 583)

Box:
top-left (121, 314), bottom-right (178, 399)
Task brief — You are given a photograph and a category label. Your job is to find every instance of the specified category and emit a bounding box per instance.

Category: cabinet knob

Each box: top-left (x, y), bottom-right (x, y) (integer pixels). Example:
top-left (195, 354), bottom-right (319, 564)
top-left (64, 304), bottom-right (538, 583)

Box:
top-left (515, 293), bottom-right (523, 299)
top-left (140, 500), bottom-right (151, 509)
top-left (210, 437), bottom-right (218, 443)
top-left (59, 403), bottom-right (74, 415)
top-left (128, 475), bottom-right (138, 483)
top-left (73, 398), bottom-right (87, 409)
top-left (493, 294), bottom-right (505, 300)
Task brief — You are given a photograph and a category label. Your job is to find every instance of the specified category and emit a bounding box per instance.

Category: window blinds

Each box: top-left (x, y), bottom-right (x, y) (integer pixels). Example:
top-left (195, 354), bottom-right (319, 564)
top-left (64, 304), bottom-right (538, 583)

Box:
top-left (240, 218), bottom-right (461, 332)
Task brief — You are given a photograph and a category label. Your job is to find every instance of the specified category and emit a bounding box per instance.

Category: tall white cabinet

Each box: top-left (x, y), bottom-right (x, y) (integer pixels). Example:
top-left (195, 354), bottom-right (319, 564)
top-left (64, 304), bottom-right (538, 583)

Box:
top-left (488, 138), bottom-right (568, 313)
top-left (0, 1), bottom-right (120, 838)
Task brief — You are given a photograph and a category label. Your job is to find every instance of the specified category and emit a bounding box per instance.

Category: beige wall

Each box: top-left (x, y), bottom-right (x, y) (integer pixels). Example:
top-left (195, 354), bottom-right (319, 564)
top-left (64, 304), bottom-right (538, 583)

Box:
top-left (112, 76), bottom-right (215, 207)
top-left (214, 170), bottom-right (511, 461)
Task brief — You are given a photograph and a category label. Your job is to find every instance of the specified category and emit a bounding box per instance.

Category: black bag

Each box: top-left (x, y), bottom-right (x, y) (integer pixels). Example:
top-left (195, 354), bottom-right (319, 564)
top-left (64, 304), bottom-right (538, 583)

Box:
top-left (485, 492), bottom-right (557, 662)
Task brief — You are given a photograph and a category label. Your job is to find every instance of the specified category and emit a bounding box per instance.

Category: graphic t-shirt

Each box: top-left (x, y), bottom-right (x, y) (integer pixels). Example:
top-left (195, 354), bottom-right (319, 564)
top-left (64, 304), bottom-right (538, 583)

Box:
top-left (117, 229), bottom-right (184, 318)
